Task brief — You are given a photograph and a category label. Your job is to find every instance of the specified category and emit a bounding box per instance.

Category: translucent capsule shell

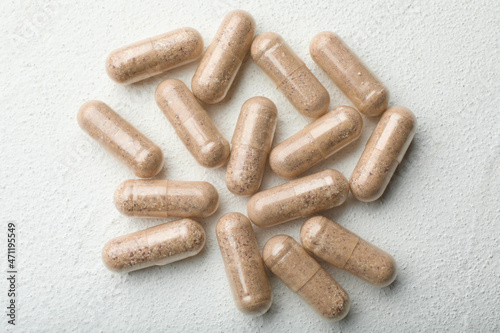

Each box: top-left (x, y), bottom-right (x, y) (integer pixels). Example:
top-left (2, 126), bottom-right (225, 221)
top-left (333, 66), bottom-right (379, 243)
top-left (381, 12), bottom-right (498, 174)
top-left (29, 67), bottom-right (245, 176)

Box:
top-left (216, 213), bottom-right (273, 315)
top-left (77, 100), bottom-right (164, 178)
top-left (310, 31), bottom-right (389, 116)
top-left (263, 235), bottom-right (350, 321)
top-left (226, 96), bottom-right (278, 196)
top-left (251, 32), bottom-right (330, 118)
top-left (301, 216), bottom-right (397, 287)
top-left (102, 218), bottom-right (206, 273)
top-left (350, 106), bottom-right (417, 202)
top-left (247, 169), bottom-right (349, 227)
top-left (155, 79), bottom-right (230, 168)
top-left (106, 27), bottom-right (204, 85)
top-left (192, 10), bottom-right (255, 104)
top-left (114, 179), bottom-right (219, 218)
top-left (270, 106), bottom-right (362, 178)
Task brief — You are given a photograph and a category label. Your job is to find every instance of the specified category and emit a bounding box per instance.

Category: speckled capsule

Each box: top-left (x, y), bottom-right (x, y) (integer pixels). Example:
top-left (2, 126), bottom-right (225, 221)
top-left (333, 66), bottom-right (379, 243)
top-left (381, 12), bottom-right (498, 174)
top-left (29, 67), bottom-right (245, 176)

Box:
top-left (350, 106), bottom-right (417, 202)
top-left (263, 235), bottom-right (350, 320)
top-left (310, 31), bottom-right (389, 116)
top-left (102, 218), bottom-right (205, 273)
top-left (155, 79), bottom-right (230, 168)
top-left (114, 179), bottom-right (219, 218)
top-left (247, 169), bottom-right (349, 228)
top-left (216, 213), bottom-right (273, 315)
top-left (106, 27), bottom-right (204, 85)
top-left (77, 100), bottom-right (164, 178)
top-left (192, 10), bottom-right (255, 104)
top-left (301, 216), bottom-right (397, 287)
top-left (270, 106), bottom-right (362, 178)
top-left (251, 32), bottom-right (330, 118)
top-left (226, 97), bottom-right (278, 196)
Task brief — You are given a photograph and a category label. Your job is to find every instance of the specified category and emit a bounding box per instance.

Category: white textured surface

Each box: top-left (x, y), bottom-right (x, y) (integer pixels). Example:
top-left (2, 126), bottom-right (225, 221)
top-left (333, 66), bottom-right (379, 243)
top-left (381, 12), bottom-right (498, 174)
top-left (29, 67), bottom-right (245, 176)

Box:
top-left (1, 0), bottom-right (499, 331)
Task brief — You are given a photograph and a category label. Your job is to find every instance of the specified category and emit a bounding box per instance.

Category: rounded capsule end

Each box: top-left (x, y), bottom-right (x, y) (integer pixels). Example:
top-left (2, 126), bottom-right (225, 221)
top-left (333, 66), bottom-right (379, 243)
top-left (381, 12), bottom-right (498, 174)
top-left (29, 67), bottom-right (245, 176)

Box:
top-left (236, 293), bottom-right (273, 316)
top-left (268, 147), bottom-right (298, 179)
top-left (250, 32), bottom-right (282, 63)
top-left (133, 145), bottom-right (164, 178)
top-left (102, 239), bottom-right (125, 273)
top-left (373, 254), bottom-right (398, 288)
top-left (198, 139), bottom-right (230, 168)
top-left (77, 100), bottom-right (105, 129)
top-left (246, 193), bottom-right (268, 227)
top-left (181, 27), bottom-right (205, 60)
top-left (262, 235), bottom-right (291, 263)
top-left (113, 180), bottom-right (135, 216)
top-left (309, 31), bottom-right (340, 61)
top-left (191, 76), bottom-right (228, 105)
top-left (182, 219), bottom-right (207, 256)
top-left (349, 177), bottom-right (381, 202)
top-left (360, 88), bottom-right (390, 117)
top-left (198, 182), bottom-right (220, 217)
top-left (105, 51), bottom-right (133, 85)
top-left (299, 216), bottom-right (325, 251)
top-left (155, 78), bottom-right (184, 101)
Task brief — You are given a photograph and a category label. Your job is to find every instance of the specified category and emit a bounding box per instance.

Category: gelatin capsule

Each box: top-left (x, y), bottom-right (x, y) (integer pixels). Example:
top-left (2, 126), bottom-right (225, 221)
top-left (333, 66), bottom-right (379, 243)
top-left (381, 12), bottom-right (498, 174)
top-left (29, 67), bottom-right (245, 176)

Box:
top-left (114, 179), bottom-right (219, 218)
top-left (77, 100), bottom-right (164, 178)
top-left (270, 106), bottom-right (362, 178)
top-left (216, 213), bottom-right (273, 315)
top-left (247, 169), bottom-right (348, 227)
top-left (251, 32), bottom-right (330, 118)
top-left (106, 27), bottom-right (204, 85)
top-left (102, 218), bottom-right (205, 273)
top-left (263, 235), bottom-right (350, 320)
top-left (350, 106), bottom-right (417, 202)
top-left (155, 79), bottom-right (230, 168)
top-left (192, 10), bottom-right (255, 104)
top-left (301, 216), bottom-right (397, 287)
top-left (226, 96), bottom-right (278, 196)
top-left (310, 31), bottom-right (389, 116)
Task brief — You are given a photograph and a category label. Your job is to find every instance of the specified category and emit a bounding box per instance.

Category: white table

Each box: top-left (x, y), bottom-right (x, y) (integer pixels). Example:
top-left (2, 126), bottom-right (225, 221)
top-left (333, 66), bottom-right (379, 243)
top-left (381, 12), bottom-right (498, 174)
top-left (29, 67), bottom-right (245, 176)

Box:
top-left (1, 0), bottom-right (498, 331)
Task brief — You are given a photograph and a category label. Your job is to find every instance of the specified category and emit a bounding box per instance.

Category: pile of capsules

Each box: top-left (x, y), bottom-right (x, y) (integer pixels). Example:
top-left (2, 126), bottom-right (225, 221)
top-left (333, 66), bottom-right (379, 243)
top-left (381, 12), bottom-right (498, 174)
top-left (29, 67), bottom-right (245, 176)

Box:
top-left (77, 10), bottom-right (416, 321)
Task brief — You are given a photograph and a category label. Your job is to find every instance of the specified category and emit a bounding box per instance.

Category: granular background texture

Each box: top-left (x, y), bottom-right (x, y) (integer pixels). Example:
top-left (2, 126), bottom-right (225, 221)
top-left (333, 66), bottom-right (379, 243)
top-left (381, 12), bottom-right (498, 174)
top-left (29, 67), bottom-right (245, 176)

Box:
top-left (0, 0), bottom-right (498, 331)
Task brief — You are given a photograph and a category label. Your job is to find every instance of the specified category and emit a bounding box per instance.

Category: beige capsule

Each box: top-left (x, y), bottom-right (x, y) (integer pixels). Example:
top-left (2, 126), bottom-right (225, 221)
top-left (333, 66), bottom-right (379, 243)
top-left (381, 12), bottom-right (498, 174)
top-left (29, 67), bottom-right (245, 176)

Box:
top-left (155, 79), bottom-right (230, 168)
top-left (226, 97), bottom-right (278, 196)
top-left (350, 106), bottom-right (417, 202)
top-left (301, 216), bottom-right (397, 287)
top-left (102, 218), bottom-right (205, 273)
top-left (106, 27), bottom-right (204, 85)
top-left (216, 213), bottom-right (273, 315)
top-left (247, 169), bottom-right (348, 227)
top-left (114, 179), bottom-right (219, 218)
top-left (192, 10), bottom-right (256, 104)
top-left (310, 31), bottom-right (389, 116)
top-left (77, 100), bottom-right (163, 178)
top-left (263, 235), bottom-right (350, 320)
top-left (251, 32), bottom-right (330, 118)
top-left (270, 106), bottom-right (362, 178)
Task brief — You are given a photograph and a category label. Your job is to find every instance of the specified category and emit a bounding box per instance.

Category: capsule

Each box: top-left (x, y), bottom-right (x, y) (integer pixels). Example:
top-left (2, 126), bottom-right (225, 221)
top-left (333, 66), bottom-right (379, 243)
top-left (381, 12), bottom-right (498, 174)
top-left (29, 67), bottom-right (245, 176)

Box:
top-left (251, 32), bottom-right (330, 118)
top-left (350, 106), bottom-right (417, 202)
top-left (310, 31), bottom-right (389, 116)
top-left (102, 218), bottom-right (205, 273)
top-left (216, 213), bottom-right (273, 315)
top-left (247, 169), bottom-right (348, 227)
top-left (226, 97), bottom-right (278, 196)
top-left (155, 79), bottom-right (230, 168)
top-left (263, 235), bottom-right (349, 320)
top-left (77, 100), bottom-right (164, 178)
top-left (270, 106), bottom-right (362, 178)
top-left (114, 179), bottom-right (219, 218)
top-left (301, 216), bottom-right (397, 287)
top-left (192, 10), bottom-right (256, 104)
top-left (106, 27), bottom-right (204, 85)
